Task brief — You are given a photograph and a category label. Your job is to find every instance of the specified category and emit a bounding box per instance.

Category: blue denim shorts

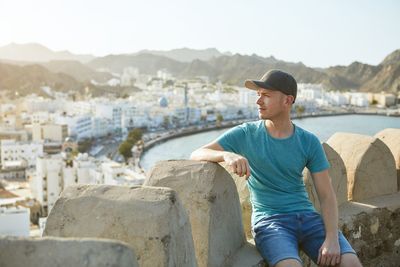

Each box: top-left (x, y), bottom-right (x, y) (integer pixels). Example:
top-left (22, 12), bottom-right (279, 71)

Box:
top-left (253, 211), bottom-right (356, 266)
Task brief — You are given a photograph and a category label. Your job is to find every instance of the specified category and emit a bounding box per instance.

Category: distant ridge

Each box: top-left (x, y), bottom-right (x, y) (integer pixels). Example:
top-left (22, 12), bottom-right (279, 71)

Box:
top-left (0, 62), bottom-right (83, 97)
top-left (0, 43), bottom-right (95, 63)
top-left (1, 42), bottom-right (399, 94)
top-left (134, 47), bottom-right (228, 62)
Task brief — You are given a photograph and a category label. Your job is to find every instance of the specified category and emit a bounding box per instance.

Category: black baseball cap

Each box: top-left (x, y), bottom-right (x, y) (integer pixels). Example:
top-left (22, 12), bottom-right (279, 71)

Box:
top-left (245, 69), bottom-right (297, 103)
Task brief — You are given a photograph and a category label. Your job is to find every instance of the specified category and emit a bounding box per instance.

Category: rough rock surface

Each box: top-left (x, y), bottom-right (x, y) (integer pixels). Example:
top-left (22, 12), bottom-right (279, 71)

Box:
top-left (304, 142), bottom-right (348, 210)
top-left (43, 185), bottom-right (197, 267)
top-left (219, 161), bottom-right (253, 240)
top-left (0, 236), bottom-right (138, 267)
top-left (375, 128), bottom-right (400, 190)
top-left (145, 160), bottom-right (264, 267)
top-left (327, 132), bottom-right (397, 201)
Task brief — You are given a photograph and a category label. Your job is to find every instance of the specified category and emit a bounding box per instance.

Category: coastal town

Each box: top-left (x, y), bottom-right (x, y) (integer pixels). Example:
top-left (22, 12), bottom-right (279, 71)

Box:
top-left (0, 66), bottom-right (399, 237)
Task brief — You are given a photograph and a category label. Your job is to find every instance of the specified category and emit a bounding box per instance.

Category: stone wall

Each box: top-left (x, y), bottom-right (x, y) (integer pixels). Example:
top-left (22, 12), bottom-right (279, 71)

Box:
top-left (145, 160), bottom-right (263, 267)
top-left (2, 128), bottom-right (400, 267)
top-left (43, 185), bottom-right (197, 267)
top-left (0, 236), bottom-right (139, 267)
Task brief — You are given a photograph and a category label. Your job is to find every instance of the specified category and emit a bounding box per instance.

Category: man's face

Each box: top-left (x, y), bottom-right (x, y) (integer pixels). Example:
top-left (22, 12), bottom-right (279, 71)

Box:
top-left (256, 88), bottom-right (292, 120)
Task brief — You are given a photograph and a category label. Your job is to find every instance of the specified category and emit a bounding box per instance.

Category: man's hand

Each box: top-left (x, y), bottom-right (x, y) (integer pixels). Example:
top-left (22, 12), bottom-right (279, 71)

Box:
top-left (317, 237), bottom-right (341, 266)
top-left (223, 152), bottom-right (250, 179)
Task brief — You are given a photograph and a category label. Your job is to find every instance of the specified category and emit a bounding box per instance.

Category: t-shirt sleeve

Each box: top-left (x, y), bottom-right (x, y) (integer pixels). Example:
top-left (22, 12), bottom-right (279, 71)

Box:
top-left (216, 124), bottom-right (246, 155)
top-left (306, 135), bottom-right (330, 173)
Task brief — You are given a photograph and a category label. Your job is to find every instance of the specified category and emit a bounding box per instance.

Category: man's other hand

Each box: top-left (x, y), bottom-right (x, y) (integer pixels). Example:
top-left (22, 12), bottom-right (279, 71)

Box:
top-left (223, 152), bottom-right (250, 179)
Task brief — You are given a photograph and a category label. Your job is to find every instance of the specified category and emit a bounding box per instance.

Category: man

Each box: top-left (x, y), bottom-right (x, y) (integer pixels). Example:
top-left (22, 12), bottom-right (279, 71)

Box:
top-left (190, 70), bottom-right (362, 267)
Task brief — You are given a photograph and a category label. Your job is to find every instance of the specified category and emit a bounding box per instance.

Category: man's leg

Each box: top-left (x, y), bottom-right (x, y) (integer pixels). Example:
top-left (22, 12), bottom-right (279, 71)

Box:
top-left (339, 253), bottom-right (362, 267)
top-left (275, 259), bottom-right (302, 267)
top-left (299, 212), bottom-right (360, 265)
top-left (253, 214), bottom-right (303, 266)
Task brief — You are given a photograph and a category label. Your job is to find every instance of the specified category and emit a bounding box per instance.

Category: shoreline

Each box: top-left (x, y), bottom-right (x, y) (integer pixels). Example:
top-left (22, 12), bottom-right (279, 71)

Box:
top-left (138, 109), bottom-right (399, 168)
top-left (142, 111), bottom-right (375, 151)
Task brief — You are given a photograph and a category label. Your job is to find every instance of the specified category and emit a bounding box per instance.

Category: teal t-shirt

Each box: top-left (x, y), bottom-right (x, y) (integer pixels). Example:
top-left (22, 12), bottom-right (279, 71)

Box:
top-left (217, 120), bottom-right (330, 226)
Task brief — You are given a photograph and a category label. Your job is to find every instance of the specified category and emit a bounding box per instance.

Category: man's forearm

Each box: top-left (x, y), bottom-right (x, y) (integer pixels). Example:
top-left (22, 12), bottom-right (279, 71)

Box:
top-left (320, 192), bottom-right (339, 239)
top-left (190, 148), bottom-right (227, 162)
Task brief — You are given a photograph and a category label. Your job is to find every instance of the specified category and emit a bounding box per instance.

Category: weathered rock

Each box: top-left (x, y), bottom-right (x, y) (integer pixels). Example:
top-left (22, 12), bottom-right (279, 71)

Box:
top-left (145, 160), bottom-right (263, 267)
top-left (304, 143), bottom-right (348, 210)
top-left (327, 133), bottom-right (397, 201)
top-left (302, 192), bottom-right (400, 267)
top-left (43, 185), bottom-right (197, 267)
top-left (338, 192), bottom-right (400, 267)
top-left (219, 161), bottom-right (253, 240)
top-left (0, 236), bottom-right (138, 267)
top-left (375, 128), bottom-right (400, 191)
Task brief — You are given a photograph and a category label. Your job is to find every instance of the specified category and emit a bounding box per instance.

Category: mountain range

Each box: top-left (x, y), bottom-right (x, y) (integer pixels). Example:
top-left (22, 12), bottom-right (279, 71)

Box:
top-left (0, 43), bottom-right (399, 97)
top-left (0, 43), bottom-right (95, 63)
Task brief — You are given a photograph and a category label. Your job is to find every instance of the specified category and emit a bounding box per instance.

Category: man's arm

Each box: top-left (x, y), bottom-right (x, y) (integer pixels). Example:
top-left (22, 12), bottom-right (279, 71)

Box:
top-left (190, 141), bottom-right (250, 178)
top-left (312, 170), bottom-right (341, 266)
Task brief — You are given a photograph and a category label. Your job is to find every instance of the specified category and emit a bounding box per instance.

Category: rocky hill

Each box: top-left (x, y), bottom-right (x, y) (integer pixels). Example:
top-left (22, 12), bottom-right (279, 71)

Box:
top-left (0, 62), bottom-right (83, 97)
top-left (1, 43), bottom-right (399, 94)
top-left (0, 43), bottom-right (95, 63)
top-left (87, 53), bottom-right (187, 74)
top-left (135, 47), bottom-right (227, 62)
top-left (40, 60), bottom-right (113, 83)
top-left (87, 50), bottom-right (400, 93)
top-left (360, 50), bottom-right (400, 93)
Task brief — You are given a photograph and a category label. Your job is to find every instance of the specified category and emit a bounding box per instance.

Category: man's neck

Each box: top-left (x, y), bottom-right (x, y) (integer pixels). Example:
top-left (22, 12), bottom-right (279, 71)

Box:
top-left (264, 119), bottom-right (294, 139)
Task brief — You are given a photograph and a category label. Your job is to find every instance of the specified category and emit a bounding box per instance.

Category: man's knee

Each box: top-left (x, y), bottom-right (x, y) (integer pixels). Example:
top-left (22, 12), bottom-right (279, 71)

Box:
top-left (275, 258), bottom-right (302, 267)
top-left (339, 253), bottom-right (362, 267)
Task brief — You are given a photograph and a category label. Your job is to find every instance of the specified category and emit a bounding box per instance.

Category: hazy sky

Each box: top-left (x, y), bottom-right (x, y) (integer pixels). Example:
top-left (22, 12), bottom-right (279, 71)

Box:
top-left (0, 0), bottom-right (399, 67)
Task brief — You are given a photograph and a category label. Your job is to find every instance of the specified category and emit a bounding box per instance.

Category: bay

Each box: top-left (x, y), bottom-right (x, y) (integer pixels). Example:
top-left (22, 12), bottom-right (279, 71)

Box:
top-left (140, 114), bottom-right (400, 171)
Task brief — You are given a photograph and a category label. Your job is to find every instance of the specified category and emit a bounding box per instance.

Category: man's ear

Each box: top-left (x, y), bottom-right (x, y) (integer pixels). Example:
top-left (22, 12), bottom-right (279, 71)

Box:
top-left (286, 95), bottom-right (295, 105)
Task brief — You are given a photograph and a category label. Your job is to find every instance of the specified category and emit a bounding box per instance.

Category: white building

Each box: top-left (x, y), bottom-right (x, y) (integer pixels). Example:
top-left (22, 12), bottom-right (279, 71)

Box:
top-left (31, 111), bottom-right (51, 124)
top-left (74, 153), bottom-right (97, 184)
top-left (0, 206), bottom-right (30, 236)
top-left (23, 96), bottom-right (65, 113)
top-left (32, 154), bottom-right (99, 213)
top-left (0, 189), bottom-right (30, 237)
top-left (66, 101), bottom-right (93, 115)
top-left (94, 103), bottom-right (122, 130)
top-left (54, 113), bottom-right (92, 140)
top-left (1, 114), bottom-right (18, 129)
top-left (157, 69), bottom-right (173, 80)
top-left (101, 161), bottom-right (144, 185)
top-left (370, 92), bottom-right (397, 107)
top-left (121, 104), bottom-right (138, 130)
top-left (345, 92), bottom-right (369, 107)
top-left (32, 123), bottom-right (68, 143)
top-left (1, 139), bottom-right (44, 169)
top-left (92, 117), bottom-right (111, 138)
top-left (187, 108), bottom-right (202, 124)
top-left (107, 78), bottom-right (121, 87)
top-left (297, 83), bottom-right (325, 100)
top-left (121, 67), bottom-right (139, 86)
top-left (31, 153), bottom-right (143, 213)
top-left (326, 91), bottom-right (349, 106)
top-left (32, 155), bottom-right (64, 212)
top-left (0, 103), bottom-right (16, 115)
top-left (239, 87), bottom-right (258, 107)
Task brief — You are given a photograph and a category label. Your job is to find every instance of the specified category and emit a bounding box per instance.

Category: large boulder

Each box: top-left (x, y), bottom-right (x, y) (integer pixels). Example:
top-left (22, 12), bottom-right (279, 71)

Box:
top-left (0, 236), bottom-right (138, 267)
top-left (219, 162), bottom-right (252, 240)
top-left (145, 160), bottom-right (264, 267)
top-left (304, 143), bottom-right (348, 210)
top-left (375, 128), bottom-right (400, 190)
top-left (43, 185), bottom-right (197, 267)
top-left (327, 133), bottom-right (397, 201)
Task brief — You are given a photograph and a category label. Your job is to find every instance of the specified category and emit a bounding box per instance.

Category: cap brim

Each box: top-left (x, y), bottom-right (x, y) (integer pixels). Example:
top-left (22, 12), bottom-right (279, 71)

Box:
top-left (244, 80), bottom-right (274, 91)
